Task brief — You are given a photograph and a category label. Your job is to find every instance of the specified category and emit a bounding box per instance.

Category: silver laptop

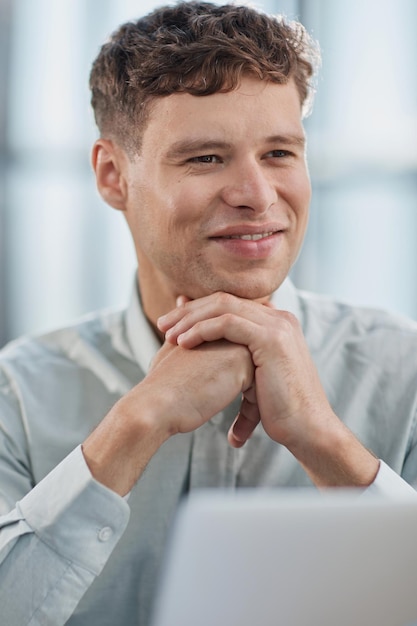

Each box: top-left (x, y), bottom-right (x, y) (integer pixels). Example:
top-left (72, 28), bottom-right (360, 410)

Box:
top-left (151, 489), bottom-right (417, 626)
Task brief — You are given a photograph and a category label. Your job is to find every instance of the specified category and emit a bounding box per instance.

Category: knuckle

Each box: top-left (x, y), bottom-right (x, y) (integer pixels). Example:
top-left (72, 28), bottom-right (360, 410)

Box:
top-left (190, 319), bottom-right (208, 340)
top-left (275, 309), bottom-right (300, 330)
top-left (215, 291), bottom-right (234, 307)
top-left (271, 310), bottom-right (301, 344)
top-left (221, 312), bottom-right (236, 325)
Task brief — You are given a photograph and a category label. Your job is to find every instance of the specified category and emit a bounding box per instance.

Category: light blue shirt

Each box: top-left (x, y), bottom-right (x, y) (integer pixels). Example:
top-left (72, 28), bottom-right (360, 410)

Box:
top-left (0, 278), bottom-right (416, 625)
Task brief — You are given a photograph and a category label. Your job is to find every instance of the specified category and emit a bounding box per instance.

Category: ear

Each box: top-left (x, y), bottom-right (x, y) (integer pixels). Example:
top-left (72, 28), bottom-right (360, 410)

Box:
top-left (92, 139), bottom-right (129, 211)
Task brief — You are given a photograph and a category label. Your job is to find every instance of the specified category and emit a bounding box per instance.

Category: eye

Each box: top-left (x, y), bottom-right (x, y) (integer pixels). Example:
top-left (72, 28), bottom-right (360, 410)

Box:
top-left (266, 149), bottom-right (292, 158)
top-left (189, 154), bottom-right (222, 164)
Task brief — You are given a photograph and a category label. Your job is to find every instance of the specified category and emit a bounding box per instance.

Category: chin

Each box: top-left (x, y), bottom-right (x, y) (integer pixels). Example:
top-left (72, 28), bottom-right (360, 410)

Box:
top-left (225, 284), bottom-right (276, 301)
top-left (186, 274), bottom-right (284, 302)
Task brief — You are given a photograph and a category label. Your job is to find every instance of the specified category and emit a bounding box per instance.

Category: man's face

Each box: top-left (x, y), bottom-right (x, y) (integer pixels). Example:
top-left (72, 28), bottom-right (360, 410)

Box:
top-left (122, 76), bottom-right (311, 305)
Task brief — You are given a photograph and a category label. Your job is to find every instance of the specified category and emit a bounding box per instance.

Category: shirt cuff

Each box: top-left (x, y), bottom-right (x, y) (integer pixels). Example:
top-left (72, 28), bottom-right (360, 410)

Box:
top-left (364, 459), bottom-right (417, 499)
top-left (18, 445), bottom-right (130, 575)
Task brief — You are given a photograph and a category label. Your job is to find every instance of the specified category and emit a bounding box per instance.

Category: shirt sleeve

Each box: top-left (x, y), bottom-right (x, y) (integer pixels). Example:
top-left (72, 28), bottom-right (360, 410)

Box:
top-left (0, 445), bottom-right (130, 626)
top-left (364, 459), bottom-right (417, 499)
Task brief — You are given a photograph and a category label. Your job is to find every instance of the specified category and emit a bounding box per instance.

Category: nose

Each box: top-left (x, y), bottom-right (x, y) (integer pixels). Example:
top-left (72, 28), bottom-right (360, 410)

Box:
top-left (220, 159), bottom-right (277, 213)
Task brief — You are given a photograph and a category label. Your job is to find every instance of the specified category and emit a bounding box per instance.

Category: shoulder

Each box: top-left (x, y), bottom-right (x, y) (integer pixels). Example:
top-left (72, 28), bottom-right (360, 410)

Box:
top-left (0, 307), bottom-right (128, 378)
top-left (296, 287), bottom-right (417, 360)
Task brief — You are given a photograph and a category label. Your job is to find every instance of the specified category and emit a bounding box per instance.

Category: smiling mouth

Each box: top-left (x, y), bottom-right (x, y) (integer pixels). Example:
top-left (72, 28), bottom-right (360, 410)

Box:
top-left (219, 231), bottom-right (278, 241)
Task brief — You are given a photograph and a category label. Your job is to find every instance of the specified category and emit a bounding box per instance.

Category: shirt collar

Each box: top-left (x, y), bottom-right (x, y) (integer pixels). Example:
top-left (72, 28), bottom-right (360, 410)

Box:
top-left (126, 279), bottom-right (161, 374)
top-left (126, 277), bottom-right (302, 373)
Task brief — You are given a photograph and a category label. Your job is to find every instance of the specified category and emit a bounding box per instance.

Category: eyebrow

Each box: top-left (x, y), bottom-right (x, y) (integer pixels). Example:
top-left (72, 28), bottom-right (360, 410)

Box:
top-left (165, 140), bottom-right (233, 160)
top-left (267, 134), bottom-right (306, 147)
top-left (165, 134), bottom-right (306, 160)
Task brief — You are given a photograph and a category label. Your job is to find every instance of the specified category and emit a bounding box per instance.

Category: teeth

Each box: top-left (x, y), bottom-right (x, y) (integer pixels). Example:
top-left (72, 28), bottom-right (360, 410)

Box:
top-left (228, 231), bottom-right (274, 241)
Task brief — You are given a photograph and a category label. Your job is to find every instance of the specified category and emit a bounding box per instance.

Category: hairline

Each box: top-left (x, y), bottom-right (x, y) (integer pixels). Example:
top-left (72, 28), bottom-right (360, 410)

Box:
top-left (108, 73), bottom-right (306, 157)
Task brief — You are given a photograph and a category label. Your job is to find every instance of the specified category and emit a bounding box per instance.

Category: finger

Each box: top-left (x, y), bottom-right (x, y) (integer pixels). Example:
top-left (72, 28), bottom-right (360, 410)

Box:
top-left (158, 295), bottom-right (214, 333)
top-left (165, 305), bottom-right (276, 348)
top-left (158, 291), bottom-right (275, 336)
top-left (161, 296), bottom-right (191, 343)
top-left (174, 314), bottom-right (262, 351)
top-left (228, 397), bottom-right (261, 448)
top-left (176, 295), bottom-right (190, 307)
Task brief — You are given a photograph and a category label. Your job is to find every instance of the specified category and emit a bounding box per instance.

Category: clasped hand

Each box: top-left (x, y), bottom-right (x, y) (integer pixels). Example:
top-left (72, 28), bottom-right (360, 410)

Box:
top-left (84, 291), bottom-right (378, 494)
top-left (157, 291), bottom-right (335, 451)
top-left (86, 291), bottom-right (378, 494)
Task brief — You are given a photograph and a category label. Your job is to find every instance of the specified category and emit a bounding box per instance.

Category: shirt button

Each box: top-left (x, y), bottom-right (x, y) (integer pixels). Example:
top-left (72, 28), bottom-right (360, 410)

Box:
top-left (98, 526), bottom-right (113, 542)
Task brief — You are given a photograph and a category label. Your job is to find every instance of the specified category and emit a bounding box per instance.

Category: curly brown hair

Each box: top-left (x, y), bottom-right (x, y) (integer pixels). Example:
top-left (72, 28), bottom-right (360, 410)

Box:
top-left (90, 1), bottom-right (320, 153)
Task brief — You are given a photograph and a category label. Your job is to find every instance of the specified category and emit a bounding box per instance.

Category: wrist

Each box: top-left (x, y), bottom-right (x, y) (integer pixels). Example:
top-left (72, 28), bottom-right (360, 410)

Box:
top-left (285, 412), bottom-right (380, 488)
top-left (82, 385), bottom-right (173, 496)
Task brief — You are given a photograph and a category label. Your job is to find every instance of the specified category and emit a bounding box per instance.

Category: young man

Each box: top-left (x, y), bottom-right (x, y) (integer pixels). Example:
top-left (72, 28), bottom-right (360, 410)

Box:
top-left (1, 2), bottom-right (416, 625)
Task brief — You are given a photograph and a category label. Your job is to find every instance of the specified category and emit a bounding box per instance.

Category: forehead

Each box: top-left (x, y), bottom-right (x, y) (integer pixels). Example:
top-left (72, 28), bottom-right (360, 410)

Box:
top-left (141, 77), bottom-right (304, 151)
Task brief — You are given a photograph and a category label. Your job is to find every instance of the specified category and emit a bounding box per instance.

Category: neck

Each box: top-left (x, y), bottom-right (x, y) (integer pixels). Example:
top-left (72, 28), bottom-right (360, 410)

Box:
top-left (136, 270), bottom-right (177, 342)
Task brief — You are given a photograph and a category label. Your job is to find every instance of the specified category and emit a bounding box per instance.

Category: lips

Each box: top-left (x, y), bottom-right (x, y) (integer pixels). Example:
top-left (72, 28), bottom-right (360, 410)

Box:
top-left (207, 226), bottom-right (285, 260)
top-left (222, 231), bottom-right (276, 241)
top-left (209, 225), bottom-right (285, 241)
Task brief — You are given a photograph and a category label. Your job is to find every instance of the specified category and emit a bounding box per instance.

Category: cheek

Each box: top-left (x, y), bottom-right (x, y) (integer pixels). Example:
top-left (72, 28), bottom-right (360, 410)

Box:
top-left (289, 172), bottom-right (311, 219)
top-left (125, 186), bottom-right (165, 256)
top-left (131, 189), bottom-right (200, 259)
top-left (165, 186), bottom-right (212, 231)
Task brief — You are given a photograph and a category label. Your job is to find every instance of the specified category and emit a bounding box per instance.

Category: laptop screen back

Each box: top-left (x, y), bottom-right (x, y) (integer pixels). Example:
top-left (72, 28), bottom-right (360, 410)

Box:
top-left (151, 490), bottom-right (417, 626)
